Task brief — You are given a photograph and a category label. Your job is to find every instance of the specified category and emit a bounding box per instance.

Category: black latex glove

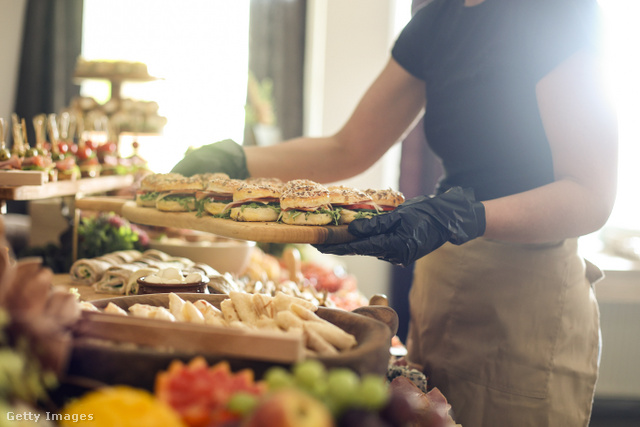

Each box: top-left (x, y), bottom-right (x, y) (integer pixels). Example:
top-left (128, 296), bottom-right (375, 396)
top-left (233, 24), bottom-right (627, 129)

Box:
top-left (171, 139), bottom-right (250, 179)
top-left (314, 187), bottom-right (486, 267)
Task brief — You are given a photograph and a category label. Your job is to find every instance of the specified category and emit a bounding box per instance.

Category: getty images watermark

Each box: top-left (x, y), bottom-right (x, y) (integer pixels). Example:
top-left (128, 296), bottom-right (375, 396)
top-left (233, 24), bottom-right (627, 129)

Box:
top-left (6, 411), bottom-right (94, 422)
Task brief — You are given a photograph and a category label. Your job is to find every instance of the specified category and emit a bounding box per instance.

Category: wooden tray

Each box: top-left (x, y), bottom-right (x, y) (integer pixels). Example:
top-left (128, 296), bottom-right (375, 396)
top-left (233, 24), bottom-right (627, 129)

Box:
top-left (0, 175), bottom-right (134, 201)
top-left (121, 201), bottom-right (355, 244)
top-left (67, 293), bottom-right (396, 390)
top-left (75, 196), bottom-right (132, 215)
top-left (0, 170), bottom-right (48, 186)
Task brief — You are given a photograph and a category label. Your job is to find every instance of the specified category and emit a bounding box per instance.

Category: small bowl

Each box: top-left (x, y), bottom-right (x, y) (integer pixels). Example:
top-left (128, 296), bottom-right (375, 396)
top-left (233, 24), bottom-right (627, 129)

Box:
top-left (136, 275), bottom-right (210, 295)
top-left (148, 238), bottom-right (255, 275)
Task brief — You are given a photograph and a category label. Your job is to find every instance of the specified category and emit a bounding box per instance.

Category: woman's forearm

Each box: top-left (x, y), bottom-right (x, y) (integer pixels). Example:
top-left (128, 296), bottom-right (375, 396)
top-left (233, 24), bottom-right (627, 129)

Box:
top-left (244, 135), bottom-right (372, 184)
top-left (482, 178), bottom-right (616, 243)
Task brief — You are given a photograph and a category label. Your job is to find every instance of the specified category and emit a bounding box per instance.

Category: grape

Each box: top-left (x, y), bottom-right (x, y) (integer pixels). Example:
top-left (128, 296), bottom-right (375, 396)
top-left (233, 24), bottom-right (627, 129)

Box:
top-left (292, 360), bottom-right (327, 393)
top-left (326, 368), bottom-right (360, 409)
top-left (356, 374), bottom-right (389, 411)
top-left (226, 392), bottom-right (259, 416)
top-left (263, 366), bottom-right (295, 390)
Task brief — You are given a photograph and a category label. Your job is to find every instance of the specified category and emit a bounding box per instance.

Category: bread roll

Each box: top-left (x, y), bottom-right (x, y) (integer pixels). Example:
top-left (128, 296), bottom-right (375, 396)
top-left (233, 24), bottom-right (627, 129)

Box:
top-left (228, 183), bottom-right (282, 222)
top-left (280, 180), bottom-right (334, 226)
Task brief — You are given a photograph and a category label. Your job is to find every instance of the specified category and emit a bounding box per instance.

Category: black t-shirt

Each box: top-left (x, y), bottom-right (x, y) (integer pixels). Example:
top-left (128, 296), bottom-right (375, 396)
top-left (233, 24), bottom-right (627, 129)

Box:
top-left (392, 0), bottom-right (599, 201)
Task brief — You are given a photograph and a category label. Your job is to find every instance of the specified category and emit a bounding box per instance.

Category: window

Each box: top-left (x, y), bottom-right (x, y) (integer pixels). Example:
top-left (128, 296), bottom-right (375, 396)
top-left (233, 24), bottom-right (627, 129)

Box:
top-left (80, 0), bottom-right (250, 172)
top-left (599, 0), bottom-right (640, 232)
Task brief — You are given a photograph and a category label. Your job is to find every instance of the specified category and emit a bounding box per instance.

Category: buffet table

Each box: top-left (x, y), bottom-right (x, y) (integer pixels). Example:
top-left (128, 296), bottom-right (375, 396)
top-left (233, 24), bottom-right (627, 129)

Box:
top-left (53, 274), bottom-right (105, 301)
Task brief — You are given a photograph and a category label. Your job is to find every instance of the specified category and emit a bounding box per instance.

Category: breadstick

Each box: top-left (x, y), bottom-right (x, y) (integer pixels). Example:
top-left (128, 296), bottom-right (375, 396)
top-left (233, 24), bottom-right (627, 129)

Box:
top-left (289, 303), bottom-right (323, 322)
top-left (104, 302), bottom-right (127, 316)
top-left (80, 301), bottom-right (100, 312)
top-left (273, 292), bottom-right (318, 314)
top-left (252, 293), bottom-right (275, 318)
top-left (304, 326), bottom-right (338, 355)
top-left (193, 299), bottom-right (226, 326)
top-left (182, 301), bottom-right (205, 324)
top-left (303, 320), bottom-right (357, 350)
top-left (220, 298), bottom-right (240, 323)
top-left (168, 293), bottom-right (186, 321)
top-left (275, 310), bottom-right (304, 330)
top-left (229, 291), bottom-right (260, 324)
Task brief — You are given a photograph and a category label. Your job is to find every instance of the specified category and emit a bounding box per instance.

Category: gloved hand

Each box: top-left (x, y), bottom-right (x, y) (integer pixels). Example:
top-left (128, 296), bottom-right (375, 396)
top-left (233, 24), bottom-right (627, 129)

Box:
top-left (171, 139), bottom-right (250, 179)
top-left (314, 187), bottom-right (486, 267)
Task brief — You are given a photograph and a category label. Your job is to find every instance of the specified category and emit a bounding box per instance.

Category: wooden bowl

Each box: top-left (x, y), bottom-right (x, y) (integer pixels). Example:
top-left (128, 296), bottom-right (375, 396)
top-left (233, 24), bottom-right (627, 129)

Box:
top-left (66, 294), bottom-right (397, 391)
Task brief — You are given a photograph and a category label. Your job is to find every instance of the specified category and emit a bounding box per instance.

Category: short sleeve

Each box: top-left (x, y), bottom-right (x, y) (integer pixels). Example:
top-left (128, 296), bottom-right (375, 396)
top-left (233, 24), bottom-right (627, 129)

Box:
top-left (391, 0), bottom-right (446, 80)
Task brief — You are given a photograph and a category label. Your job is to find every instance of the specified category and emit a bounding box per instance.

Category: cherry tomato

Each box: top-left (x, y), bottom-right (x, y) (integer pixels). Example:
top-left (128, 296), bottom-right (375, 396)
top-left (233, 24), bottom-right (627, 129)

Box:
top-left (76, 146), bottom-right (94, 160)
top-left (98, 141), bottom-right (117, 153)
top-left (85, 139), bottom-right (99, 151)
top-left (58, 142), bottom-right (70, 154)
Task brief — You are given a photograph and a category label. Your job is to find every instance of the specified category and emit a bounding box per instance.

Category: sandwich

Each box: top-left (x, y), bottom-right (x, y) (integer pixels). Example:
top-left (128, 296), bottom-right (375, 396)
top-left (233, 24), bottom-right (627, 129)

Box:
top-left (328, 185), bottom-right (376, 224)
top-left (244, 176), bottom-right (284, 190)
top-left (196, 177), bottom-right (244, 217)
top-left (135, 173), bottom-right (184, 207)
top-left (193, 172), bottom-right (230, 185)
top-left (279, 180), bottom-right (336, 226)
top-left (155, 175), bottom-right (204, 212)
top-left (360, 188), bottom-right (405, 217)
top-left (226, 182), bottom-right (282, 222)
top-left (46, 115), bottom-right (79, 180)
top-left (52, 154), bottom-right (80, 181)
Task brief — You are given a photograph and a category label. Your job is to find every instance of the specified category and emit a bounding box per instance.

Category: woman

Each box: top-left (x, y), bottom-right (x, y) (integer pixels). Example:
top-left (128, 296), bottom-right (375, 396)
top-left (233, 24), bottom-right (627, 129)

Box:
top-left (172, 0), bottom-right (617, 425)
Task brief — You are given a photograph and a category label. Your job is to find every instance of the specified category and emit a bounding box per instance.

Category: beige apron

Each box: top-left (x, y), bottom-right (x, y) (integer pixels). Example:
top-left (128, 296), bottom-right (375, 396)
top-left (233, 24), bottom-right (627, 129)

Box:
top-left (406, 238), bottom-right (601, 427)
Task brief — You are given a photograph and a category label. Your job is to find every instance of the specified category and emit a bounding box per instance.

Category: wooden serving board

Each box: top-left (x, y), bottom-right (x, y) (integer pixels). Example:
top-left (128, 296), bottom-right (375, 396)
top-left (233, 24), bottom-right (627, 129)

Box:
top-left (0, 175), bottom-right (133, 201)
top-left (67, 293), bottom-right (395, 390)
top-left (0, 170), bottom-right (48, 186)
top-left (75, 196), bottom-right (132, 215)
top-left (74, 310), bottom-right (304, 364)
top-left (121, 201), bottom-right (355, 244)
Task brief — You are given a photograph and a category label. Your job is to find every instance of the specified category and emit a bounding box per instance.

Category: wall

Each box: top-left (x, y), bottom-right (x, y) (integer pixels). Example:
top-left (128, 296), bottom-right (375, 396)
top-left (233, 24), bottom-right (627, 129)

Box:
top-left (304, 0), bottom-right (406, 298)
top-left (0, 0), bottom-right (27, 127)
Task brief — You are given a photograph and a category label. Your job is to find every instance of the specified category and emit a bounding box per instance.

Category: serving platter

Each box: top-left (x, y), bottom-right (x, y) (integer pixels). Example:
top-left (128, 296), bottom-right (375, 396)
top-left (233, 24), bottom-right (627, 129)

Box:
top-left (121, 201), bottom-right (355, 244)
top-left (67, 293), bottom-right (397, 390)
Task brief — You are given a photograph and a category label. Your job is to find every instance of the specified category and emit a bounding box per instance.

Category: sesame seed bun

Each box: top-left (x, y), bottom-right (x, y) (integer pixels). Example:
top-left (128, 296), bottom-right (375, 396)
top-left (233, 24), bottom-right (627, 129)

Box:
top-left (280, 210), bottom-right (333, 226)
top-left (364, 188), bottom-right (405, 208)
top-left (202, 200), bottom-right (228, 216)
top-left (204, 178), bottom-right (244, 194)
top-left (233, 183), bottom-right (281, 201)
top-left (328, 185), bottom-right (372, 205)
top-left (244, 177), bottom-right (284, 189)
top-left (156, 197), bottom-right (198, 212)
top-left (140, 173), bottom-right (184, 191)
top-left (338, 209), bottom-right (376, 224)
top-left (155, 176), bottom-right (204, 192)
top-left (280, 180), bottom-right (330, 210)
top-left (230, 205), bottom-right (280, 222)
top-left (194, 172), bottom-right (230, 183)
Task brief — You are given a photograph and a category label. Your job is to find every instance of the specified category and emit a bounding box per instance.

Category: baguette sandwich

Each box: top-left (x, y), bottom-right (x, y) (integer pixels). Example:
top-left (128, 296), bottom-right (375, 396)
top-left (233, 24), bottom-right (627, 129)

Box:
top-left (280, 180), bottom-right (336, 226)
top-left (227, 182), bottom-right (282, 222)
top-left (155, 175), bottom-right (204, 212)
top-left (328, 185), bottom-right (377, 224)
top-left (196, 177), bottom-right (244, 217)
top-left (361, 188), bottom-right (405, 217)
top-left (136, 173), bottom-right (184, 207)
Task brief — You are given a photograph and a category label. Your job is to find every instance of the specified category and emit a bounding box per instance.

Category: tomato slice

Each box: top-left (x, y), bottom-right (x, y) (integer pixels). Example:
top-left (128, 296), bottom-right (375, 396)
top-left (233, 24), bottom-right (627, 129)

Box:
top-left (341, 203), bottom-right (395, 211)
